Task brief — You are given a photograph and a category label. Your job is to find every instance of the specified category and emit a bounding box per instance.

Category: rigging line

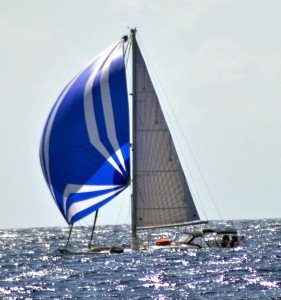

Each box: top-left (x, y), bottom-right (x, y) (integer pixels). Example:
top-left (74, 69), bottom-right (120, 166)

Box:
top-left (136, 34), bottom-right (209, 220)
top-left (124, 35), bottom-right (130, 57)
top-left (125, 34), bottom-right (132, 67)
top-left (115, 189), bottom-right (126, 225)
top-left (174, 116), bottom-right (223, 220)
top-left (125, 187), bottom-right (131, 224)
top-left (78, 215), bottom-right (90, 227)
top-left (125, 35), bottom-right (132, 95)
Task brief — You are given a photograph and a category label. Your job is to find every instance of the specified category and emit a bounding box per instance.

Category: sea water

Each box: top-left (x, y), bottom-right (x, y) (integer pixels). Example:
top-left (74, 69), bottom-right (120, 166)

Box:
top-left (0, 219), bottom-right (280, 299)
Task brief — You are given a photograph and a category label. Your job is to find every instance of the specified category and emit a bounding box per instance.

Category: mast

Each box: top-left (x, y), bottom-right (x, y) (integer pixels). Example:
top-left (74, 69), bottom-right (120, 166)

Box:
top-left (131, 28), bottom-right (139, 250)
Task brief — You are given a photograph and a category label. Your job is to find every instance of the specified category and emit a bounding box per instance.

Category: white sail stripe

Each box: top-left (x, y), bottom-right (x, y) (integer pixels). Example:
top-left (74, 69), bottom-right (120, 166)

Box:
top-left (67, 186), bottom-right (125, 222)
top-left (63, 183), bottom-right (121, 214)
top-left (84, 41), bottom-right (123, 176)
top-left (42, 47), bottom-right (111, 203)
top-left (107, 156), bottom-right (123, 174)
top-left (100, 46), bottom-right (127, 173)
top-left (116, 148), bottom-right (126, 173)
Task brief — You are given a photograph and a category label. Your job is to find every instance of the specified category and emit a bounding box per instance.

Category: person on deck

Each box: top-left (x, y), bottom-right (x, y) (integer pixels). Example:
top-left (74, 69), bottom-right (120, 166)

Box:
top-left (240, 236), bottom-right (246, 243)
top-left (221, 235), bottom-right (230, 247)
top-left (230, 235), bottom-right (240, 247)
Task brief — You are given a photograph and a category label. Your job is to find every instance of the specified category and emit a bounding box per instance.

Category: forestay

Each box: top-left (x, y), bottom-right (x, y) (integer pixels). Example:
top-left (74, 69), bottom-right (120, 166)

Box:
top-left (40, 40), bottom-right (130, 224)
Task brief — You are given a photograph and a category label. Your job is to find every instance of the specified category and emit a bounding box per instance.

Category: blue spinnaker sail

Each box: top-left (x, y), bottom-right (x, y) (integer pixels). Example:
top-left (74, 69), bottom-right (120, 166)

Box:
top-left (40, 40), bottom-right (130, 224)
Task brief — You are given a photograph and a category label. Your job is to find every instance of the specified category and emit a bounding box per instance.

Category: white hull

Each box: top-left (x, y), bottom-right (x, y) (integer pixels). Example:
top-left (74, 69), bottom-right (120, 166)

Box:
top-left (148, 244), bottom-right (200, 251)
top-left (59, 244), bottom-right (199, 255)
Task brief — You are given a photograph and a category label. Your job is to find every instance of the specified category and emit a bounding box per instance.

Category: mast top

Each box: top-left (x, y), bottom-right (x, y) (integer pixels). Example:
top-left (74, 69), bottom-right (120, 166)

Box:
top-left (130, 28), bottom-right (137, 38)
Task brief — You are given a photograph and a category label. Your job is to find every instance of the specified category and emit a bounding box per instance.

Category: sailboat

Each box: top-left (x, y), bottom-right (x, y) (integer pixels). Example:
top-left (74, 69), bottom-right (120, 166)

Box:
top-left (40, 29), bottom-right (212, 254)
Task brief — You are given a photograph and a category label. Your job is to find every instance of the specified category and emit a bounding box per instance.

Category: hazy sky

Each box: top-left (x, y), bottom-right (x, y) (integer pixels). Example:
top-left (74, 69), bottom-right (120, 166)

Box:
top-left (1, 0), bottom-right (280, 229)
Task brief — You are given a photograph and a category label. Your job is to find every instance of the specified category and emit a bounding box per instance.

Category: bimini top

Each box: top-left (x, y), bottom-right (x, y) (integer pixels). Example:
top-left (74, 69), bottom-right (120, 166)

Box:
top-left (203, 228), bottom-right (238, 234)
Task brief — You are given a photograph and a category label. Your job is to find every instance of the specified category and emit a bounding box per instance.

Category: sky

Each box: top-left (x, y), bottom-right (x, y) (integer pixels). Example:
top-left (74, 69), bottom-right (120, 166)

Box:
top-left (1, 0), bottom-right (281, 229)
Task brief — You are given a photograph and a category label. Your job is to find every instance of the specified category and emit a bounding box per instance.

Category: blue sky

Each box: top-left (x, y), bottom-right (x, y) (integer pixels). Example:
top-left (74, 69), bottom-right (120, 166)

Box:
top-left (1, 0), bottom-right (281, 229)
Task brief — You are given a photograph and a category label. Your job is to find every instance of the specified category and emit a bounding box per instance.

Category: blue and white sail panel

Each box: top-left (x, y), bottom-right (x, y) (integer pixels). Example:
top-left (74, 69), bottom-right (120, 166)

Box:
top-left (40, 40), bottom-right (130, 224)
top-left (64, 184), bottom-right (126, 223)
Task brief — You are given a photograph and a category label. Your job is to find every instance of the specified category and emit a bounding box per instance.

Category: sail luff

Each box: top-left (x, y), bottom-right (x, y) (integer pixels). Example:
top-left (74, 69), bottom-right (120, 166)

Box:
top-left (131, 28), bottom-right (139, 250)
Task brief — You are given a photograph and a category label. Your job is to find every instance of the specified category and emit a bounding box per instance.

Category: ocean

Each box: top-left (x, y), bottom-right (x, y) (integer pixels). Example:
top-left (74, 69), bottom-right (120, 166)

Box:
top-left (0, 219), bottom-right (280, 299)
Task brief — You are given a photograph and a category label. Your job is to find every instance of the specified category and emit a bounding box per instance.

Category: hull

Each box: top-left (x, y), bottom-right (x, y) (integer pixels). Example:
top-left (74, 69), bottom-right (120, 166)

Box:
top-left (148, 244), bottom-right (200, 251)
top-left (59, 246), bottom-right (133, 255)
top-left (58, 244), bottom-right (199, 255)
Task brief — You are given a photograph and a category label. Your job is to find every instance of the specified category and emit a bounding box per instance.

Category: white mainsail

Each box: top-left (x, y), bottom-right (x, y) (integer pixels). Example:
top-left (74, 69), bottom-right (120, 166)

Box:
top-left (132, 35), bottom-right (202, 230)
